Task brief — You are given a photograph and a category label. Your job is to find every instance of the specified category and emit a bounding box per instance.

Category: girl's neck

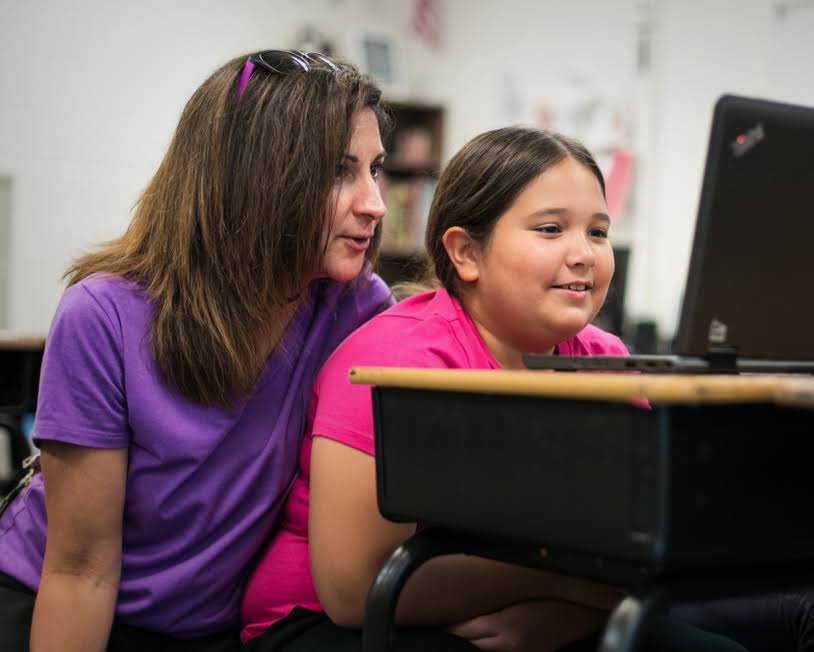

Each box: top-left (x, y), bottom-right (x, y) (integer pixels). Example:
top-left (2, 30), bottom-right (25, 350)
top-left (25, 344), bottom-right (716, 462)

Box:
top-left (458, 290), bottom-right (556, 370)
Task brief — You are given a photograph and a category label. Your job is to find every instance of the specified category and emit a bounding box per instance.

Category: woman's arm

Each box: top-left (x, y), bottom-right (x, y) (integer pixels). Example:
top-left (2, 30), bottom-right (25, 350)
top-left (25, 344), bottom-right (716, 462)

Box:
top-left (30, 441), bottom-right (127, 652)
top-left (309, 437), bottom-right (620, 629)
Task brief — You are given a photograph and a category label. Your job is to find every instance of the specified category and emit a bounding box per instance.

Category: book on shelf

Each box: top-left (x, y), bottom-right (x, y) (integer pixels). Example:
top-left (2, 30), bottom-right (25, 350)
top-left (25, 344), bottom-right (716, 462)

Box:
top-left (380, 176), bottom-right (436, 254)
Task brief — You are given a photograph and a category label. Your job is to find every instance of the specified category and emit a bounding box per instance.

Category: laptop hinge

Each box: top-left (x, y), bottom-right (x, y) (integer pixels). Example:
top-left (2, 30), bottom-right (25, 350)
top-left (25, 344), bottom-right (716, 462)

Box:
top-left (704, 345), bottom-right (739, 372)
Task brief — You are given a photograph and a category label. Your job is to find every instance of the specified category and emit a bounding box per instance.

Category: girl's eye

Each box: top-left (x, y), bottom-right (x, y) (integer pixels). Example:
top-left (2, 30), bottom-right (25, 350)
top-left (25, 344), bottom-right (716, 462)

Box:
top-left (590, 228), bottom-right (609, 239)
top-left (371, 164), bottom-right (382, 180)
top-left (535, 224), bottom-right (561, 234)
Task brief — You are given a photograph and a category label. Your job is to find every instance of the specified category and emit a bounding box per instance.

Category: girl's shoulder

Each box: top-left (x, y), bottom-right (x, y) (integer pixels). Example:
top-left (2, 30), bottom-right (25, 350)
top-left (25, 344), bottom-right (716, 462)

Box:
top-left (319, 289), bottom-right (468, 377)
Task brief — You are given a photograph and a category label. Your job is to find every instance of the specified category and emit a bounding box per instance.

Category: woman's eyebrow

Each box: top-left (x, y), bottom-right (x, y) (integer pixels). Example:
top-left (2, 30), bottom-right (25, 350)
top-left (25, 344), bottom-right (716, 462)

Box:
top-left (343, 151), bottom-right (387, 163)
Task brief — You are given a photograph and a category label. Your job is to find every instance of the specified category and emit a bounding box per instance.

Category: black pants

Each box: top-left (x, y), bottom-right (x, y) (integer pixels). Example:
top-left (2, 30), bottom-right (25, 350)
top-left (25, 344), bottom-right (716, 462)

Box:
top-left (0, 571), bottom-right (241, 652)
top-left (673, 593), bottom-right (814, 652)
top-left (241, 606), bottom-right (603, 652)
top-left (242, 606), bottom-right (479, 652)
top-left (241, 606), bottom-right (750, 652)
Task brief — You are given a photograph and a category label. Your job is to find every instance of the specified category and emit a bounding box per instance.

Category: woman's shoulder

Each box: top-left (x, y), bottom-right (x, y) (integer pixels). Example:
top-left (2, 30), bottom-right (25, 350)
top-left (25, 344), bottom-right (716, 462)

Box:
top-left (316, 270), bottom-right (393, 326)
top-left (61, 274), bottom-right (148, 316)
top-left (347, 269), bottom-right (392, 304)
top-left (49, 274), bottom-right (152, 351)
top-left (561, 324), bottom-right (629, 357)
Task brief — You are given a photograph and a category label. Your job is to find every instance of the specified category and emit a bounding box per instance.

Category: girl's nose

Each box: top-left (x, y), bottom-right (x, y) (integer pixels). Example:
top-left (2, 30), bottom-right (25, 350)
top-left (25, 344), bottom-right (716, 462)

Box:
top-left (565, 232), bottom-right (596, 268)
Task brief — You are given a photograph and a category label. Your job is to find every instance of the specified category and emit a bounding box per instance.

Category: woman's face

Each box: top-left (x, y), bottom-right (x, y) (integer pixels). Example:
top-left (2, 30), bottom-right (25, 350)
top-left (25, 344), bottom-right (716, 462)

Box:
top-left (319, 108), bottom-right (387, 283)
top-left (461, 157), bottom-right (614, 367)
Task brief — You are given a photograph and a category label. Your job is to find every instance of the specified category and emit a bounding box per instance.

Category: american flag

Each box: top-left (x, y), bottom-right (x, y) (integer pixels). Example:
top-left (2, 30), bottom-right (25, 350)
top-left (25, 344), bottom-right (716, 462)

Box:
top-left (413, 0), bottom-right (441, 49)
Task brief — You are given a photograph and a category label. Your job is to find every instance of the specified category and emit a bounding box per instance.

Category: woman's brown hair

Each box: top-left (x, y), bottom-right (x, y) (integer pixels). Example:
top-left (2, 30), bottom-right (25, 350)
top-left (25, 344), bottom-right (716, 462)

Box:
top-left (411, 126), bottom-right (605, 297)
top-left (66, 53), bottom-right (388, 406)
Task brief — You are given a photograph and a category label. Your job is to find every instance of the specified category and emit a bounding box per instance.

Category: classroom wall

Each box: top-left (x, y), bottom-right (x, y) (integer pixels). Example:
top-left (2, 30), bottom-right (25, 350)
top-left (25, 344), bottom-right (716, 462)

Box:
top-left (641, 0), bottom-right (797, 336)
top-left (644, 0), bottom-right (814, 336)
top-left (2, 0), bottom-right (813, 336)
top-left (0, 0), bottom-right (409, 332)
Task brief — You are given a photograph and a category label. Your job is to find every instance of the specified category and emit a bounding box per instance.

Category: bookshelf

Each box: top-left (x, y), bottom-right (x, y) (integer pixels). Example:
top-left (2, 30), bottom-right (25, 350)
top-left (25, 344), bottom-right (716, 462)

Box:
top-left (376, 101), bottom-right (444, 286)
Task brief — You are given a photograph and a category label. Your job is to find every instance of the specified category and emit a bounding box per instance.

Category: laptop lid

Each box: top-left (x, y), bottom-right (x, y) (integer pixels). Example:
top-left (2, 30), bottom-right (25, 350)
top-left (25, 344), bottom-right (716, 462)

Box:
top-left (673, 94), bottom-right (814, 362)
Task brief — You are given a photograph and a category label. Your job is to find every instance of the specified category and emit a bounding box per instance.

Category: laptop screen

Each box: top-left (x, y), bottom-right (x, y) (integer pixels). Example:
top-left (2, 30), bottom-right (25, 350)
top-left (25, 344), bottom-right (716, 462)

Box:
top-left (673, 95), bottom-right (814, 361)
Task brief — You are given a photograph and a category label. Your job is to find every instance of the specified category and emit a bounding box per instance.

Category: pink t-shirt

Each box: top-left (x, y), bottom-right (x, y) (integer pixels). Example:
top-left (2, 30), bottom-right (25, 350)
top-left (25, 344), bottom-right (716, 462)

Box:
top-left (239, 288), bottom-right (628, 642)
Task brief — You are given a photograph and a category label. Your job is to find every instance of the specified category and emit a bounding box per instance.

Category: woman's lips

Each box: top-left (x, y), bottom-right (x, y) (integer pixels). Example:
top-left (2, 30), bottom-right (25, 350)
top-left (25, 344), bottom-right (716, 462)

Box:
top-left (339, 235), bottom-right (371, 251)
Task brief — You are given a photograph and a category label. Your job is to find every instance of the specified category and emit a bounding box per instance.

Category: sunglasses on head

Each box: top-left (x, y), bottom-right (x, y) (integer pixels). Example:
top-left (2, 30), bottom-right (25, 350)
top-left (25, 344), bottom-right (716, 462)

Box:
top-left (235, 49), bottom-right (339, 103)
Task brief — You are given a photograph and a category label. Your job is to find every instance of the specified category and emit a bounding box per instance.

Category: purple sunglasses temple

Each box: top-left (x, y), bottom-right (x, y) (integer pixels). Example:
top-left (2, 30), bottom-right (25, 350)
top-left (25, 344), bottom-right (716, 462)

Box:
top-left (235, 60), bottom-right (256, 103)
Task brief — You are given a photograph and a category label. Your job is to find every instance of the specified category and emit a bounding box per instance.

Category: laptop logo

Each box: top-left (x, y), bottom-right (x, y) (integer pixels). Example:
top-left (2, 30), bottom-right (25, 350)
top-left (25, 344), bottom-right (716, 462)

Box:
top-left (708, 318), bottom-right (728, 344)
top-left (731, 123), bottom-right (765, 158)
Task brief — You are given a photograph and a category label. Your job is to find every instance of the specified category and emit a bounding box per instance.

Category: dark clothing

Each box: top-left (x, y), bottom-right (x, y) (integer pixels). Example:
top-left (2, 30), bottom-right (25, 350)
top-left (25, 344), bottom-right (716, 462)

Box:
top-left (242, 607), bottom-right (481, 652)
top-left (674, 593), bottom-right (814, 652)
top-left (0, 571), bottom-right (241, 652)
top-left (242, 606), bottom-right (747, 652)
top-left (0, 568), bottom-right (766, 652)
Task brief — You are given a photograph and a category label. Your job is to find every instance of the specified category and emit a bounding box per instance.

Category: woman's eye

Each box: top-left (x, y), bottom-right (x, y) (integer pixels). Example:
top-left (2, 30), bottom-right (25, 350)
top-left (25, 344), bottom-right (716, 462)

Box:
top-left (535, 224), bottom-right (561, 234)
top-left (589, 228), bottom-right (609, 239)
top-left (370, 164), bottom-right (382, 180)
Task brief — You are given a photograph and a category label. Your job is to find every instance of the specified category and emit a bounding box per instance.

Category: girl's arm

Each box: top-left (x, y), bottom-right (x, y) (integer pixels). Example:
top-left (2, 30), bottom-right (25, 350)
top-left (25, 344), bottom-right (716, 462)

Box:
top-left (309, 437), bottom-right (620, 629)
top-left (30, 441), bottom-right (127, 652)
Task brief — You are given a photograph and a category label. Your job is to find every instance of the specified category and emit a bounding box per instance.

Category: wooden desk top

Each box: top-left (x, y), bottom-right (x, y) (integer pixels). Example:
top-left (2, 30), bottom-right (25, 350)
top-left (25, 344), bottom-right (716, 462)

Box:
top-left (0, 332), bottom-right (46, 351)
top-left (349, 367), bottom-right (814, 410)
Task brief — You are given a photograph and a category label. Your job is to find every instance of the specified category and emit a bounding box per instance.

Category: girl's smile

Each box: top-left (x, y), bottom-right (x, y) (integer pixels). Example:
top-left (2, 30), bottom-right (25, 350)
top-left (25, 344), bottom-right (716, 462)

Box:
top-left (452, 156), bottom-right (614, 368)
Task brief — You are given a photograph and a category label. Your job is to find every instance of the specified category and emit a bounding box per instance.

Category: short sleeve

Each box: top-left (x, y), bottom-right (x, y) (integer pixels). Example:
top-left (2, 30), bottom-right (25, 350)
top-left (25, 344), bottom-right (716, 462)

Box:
top-left (33, 282), bottom-right (129, 449)
top-left (311, 314), bottom-right (466, 456)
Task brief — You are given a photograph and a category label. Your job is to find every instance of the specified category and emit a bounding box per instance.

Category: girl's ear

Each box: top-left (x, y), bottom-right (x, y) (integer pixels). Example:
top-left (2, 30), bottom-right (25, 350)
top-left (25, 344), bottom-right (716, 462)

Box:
top-left (442, 227), bottom-right (481, 284)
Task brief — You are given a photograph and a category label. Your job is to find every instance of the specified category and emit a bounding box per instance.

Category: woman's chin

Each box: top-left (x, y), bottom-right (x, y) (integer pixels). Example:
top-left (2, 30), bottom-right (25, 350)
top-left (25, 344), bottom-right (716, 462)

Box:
top-left (323, 261), bottom-right (365, 284)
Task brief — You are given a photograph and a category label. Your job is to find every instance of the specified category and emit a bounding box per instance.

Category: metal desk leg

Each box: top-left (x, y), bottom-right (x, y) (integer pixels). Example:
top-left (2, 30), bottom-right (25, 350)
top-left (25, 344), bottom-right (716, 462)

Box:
top-left (362, 529), bottom-right (462, 652)
top-left (599, 592), bottom-right (668, 652)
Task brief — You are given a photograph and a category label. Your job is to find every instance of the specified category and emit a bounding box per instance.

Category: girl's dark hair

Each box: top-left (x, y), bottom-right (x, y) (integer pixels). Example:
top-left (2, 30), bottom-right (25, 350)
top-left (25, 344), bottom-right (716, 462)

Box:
top-left (66, 52), bottom-right (389, 407)
top-left (409, 126), bottom-right (604, 297)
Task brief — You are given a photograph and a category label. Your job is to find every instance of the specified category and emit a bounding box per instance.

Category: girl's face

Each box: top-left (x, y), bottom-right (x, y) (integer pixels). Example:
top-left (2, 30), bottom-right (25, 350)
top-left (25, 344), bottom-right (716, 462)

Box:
top-left (319, 108), bottom-right (387, 283)
top-left (458, 157), bottom-right (614, 368)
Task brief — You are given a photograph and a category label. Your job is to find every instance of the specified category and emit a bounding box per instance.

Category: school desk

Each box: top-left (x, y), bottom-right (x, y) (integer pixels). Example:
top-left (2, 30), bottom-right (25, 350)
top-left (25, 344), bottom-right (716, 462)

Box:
top-left (349, 368), bottom-right (814, 652)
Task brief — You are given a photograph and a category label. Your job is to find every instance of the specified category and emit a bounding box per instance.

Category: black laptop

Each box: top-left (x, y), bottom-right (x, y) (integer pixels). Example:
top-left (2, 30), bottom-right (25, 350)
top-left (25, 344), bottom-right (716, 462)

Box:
top-left (524, 94), bottom-right (814, 374)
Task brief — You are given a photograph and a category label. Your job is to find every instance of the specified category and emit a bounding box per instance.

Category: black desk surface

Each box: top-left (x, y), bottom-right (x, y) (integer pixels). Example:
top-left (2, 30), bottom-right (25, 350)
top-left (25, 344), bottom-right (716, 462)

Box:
top-left (351, 367), bottom-right (814, 583)
top-left (351, 367), bottom-right (814, 652)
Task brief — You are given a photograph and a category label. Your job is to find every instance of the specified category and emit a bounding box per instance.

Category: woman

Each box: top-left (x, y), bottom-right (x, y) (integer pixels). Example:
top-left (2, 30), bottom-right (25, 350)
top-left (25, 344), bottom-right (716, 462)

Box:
top-left (240, 127), bottom-right (748, 651)
top-left (0, 50), bottom-right (392, 652)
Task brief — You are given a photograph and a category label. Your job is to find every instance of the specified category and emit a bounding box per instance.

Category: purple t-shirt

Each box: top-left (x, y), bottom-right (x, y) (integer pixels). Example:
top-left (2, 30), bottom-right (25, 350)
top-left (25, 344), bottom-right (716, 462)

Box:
top-left (0, 271), bottom-right (392, 637)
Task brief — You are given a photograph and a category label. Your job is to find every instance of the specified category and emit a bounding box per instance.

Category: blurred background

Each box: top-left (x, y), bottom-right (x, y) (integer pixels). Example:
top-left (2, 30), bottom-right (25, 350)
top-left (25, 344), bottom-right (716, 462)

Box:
top-left (2, 0), bottom-right (814, 350)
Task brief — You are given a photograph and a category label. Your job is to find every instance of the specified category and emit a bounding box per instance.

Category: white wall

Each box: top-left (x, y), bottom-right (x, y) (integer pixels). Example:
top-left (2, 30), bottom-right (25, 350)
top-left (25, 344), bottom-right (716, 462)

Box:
top-left (3, 0), bottom-right (814, 336)
top-left (624, 0), bottom-right (814, 335)
top-left (0, 0), bottom-right (408, 331)
top-left (405, 0), bottom-right (638, 151)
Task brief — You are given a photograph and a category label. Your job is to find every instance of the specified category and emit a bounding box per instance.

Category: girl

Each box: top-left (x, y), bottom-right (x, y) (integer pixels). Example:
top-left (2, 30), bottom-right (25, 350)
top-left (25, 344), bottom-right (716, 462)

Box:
top-left (0, 50), bottom-right (392, 652)
top-left (240, 127), bottom-right (749, 651)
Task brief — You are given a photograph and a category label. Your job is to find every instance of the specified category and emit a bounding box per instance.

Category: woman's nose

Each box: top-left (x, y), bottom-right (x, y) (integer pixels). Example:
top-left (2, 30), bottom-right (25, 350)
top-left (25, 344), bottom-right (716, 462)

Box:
top-left (356, 176), bottom-right (387, 222)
